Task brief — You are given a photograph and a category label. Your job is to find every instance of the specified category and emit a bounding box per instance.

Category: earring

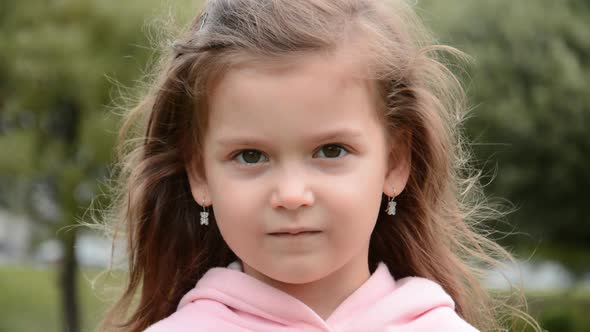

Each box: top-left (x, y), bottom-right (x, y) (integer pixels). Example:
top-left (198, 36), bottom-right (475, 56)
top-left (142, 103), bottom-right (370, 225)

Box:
top-left (386, 188), bottom-right (397, 216)
top-left (200, 199), bottom-right (209, 226)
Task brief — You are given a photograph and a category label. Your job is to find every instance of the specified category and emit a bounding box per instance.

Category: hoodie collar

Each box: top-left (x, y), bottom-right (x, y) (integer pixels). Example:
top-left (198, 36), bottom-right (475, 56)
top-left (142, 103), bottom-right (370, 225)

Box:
top-left (178, 261), bottom-right (398, 328)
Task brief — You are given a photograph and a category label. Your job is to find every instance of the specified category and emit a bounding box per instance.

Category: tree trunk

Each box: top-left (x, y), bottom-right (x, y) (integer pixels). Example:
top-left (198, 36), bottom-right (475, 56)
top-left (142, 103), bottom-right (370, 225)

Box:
top-left (59, 228), bottom-right (80, 332)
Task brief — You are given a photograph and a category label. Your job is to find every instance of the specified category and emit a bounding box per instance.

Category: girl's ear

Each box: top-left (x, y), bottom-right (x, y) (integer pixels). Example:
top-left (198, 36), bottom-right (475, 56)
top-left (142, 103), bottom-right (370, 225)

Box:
top-left (185, 162), bottom-right (212, 206)
top-left (383, 130), bottom-right (411, 197)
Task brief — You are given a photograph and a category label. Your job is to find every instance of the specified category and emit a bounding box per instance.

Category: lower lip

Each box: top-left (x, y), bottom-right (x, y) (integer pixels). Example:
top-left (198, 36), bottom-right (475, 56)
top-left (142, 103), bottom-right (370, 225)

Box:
top-left (270, 231), bottom-right (322, 238)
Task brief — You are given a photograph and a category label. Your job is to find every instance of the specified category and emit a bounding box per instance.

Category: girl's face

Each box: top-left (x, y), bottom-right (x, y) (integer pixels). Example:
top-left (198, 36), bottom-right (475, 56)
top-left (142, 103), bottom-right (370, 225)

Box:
top-left (188, 53), bottom-right (407, 287)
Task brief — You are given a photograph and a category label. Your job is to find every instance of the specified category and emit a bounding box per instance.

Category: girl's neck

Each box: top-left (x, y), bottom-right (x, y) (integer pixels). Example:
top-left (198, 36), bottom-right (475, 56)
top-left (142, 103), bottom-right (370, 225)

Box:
top-left (241, 246), bottom-right (371, 320)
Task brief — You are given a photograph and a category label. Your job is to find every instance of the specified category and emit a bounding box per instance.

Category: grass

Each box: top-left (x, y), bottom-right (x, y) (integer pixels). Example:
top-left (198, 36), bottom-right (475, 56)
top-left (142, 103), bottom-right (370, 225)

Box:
top-left (526, 289), bottom-right (590, 331)
top-left (0, 264), bottom-right (119, 332)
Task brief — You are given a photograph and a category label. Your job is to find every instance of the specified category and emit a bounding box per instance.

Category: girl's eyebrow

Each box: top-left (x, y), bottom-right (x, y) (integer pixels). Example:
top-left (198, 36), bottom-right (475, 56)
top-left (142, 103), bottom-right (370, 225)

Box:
top-left (215, 129), bottom-right (364, 146)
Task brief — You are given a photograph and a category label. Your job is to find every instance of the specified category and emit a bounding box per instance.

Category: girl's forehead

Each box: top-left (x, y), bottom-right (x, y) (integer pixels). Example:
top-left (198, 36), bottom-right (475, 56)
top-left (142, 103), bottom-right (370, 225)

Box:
top-left (210, 51), bottom-right (377, 111)
top-left (205, 53), bottom-right (385, 145)
top-left (230, 49), bottom-right (368, 79)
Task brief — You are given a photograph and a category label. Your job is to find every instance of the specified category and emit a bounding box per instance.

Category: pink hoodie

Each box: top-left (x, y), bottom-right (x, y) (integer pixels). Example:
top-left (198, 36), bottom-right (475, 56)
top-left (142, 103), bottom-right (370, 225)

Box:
top-left (145, 261), bottom-right (479, 331)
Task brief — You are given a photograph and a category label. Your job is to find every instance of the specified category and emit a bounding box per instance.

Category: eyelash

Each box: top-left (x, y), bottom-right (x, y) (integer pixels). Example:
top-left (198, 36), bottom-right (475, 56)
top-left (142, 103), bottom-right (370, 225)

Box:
top-left (231, 144), bottom-right (351, 166)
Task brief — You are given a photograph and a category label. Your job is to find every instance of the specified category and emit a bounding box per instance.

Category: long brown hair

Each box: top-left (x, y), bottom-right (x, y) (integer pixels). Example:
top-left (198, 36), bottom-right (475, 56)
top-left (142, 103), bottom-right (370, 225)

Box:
top-left (97, 0), bottom-right (541, 331)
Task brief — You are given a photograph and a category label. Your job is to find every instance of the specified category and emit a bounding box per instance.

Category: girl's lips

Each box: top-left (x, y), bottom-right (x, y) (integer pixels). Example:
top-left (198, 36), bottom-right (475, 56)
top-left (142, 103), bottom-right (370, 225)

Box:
top-left (270, 231), bottom-right (322, 237)
top-left (269, 227), bottom-right (322, 235)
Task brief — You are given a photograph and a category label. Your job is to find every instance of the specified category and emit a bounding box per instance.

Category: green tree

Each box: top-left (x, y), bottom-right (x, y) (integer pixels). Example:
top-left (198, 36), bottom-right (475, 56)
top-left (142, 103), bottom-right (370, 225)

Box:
top-left (420, 0), bottom-right (590, 270)
top-left (0, 0), bottom-right (194, 329)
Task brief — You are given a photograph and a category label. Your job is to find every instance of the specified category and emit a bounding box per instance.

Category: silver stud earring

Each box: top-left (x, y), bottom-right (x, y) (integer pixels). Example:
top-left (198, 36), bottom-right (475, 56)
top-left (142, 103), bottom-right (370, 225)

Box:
top-left (386, 188), bottom-right (397, 216)
top-left (200, 199), bottom-right (209, 226)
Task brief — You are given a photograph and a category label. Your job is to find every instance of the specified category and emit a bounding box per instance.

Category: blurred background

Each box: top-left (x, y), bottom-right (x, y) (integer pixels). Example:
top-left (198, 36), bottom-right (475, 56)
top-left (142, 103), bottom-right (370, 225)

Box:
top-left (0, 0), bottom-right (588, 331)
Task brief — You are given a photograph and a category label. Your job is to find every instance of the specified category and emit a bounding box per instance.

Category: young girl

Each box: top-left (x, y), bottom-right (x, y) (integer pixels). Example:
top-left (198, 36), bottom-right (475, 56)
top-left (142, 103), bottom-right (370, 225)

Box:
top-left (100, 0), bottom-right (541, 331)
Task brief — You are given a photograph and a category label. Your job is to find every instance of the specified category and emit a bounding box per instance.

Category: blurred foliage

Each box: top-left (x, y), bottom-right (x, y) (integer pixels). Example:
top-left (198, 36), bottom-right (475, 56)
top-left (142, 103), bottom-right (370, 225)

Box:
top-left (420, 0), bottom-right (590, 272)
top-left (0, 0), bottom-right (198, 330)
top-left (0, 0), bottom-right (198, 236)
top-left (0, 0), bottom-right (166, 209)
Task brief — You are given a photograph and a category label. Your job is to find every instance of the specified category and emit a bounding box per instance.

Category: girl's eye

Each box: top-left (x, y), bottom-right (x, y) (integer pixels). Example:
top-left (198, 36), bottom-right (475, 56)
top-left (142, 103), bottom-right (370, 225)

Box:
top-left (314, 144), bottom-right (349, 159)
top-left (233, 150), bottom-right (268, 164)
top-left (232, 145), bottom-right (348, 165)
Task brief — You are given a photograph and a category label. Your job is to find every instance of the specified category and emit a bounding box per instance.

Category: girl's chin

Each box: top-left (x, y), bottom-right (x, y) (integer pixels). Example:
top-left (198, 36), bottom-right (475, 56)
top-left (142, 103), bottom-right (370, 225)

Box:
top-left (248, 259), bottom-right (330, 285)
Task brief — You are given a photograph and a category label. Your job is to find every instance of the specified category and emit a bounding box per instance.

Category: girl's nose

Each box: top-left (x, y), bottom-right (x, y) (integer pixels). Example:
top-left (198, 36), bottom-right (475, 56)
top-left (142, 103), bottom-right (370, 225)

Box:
top-left (270, 168), bottom-right (315, 210)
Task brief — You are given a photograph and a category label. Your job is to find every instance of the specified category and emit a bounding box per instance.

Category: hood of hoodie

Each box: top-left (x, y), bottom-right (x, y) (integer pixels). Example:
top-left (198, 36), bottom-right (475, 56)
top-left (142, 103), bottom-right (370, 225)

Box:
top-left (147, 261), bottom-right (478, 332)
